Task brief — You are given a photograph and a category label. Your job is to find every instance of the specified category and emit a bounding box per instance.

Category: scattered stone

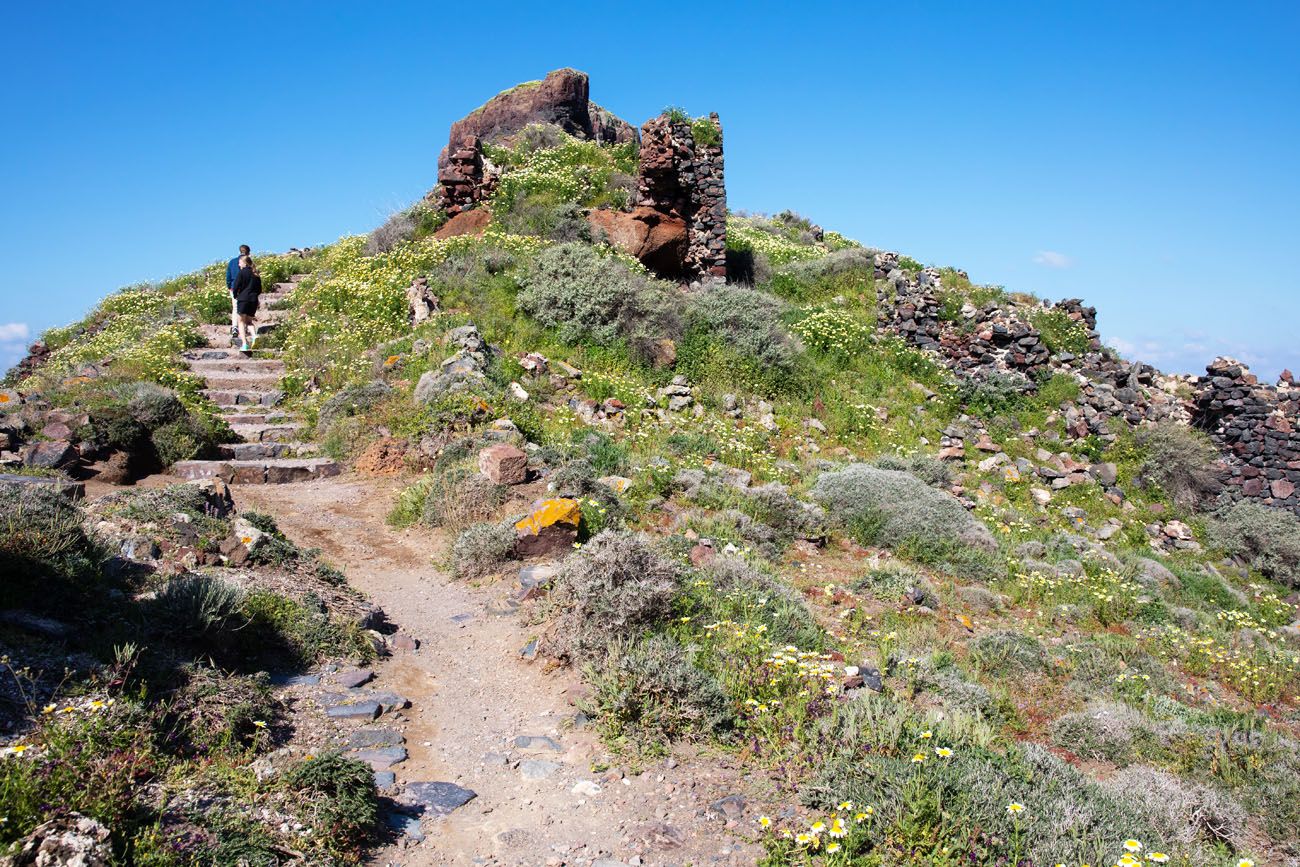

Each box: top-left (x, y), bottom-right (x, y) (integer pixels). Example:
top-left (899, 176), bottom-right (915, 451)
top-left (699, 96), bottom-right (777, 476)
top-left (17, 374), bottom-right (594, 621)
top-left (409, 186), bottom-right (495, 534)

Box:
top-left (22, 440), bottom-right (77, 470)
top-left (335, 668), bottom-right (374, 689)
top-left (346, 729), bottom-right (404, 750)
top-left (709, 794), bottom-right (746, 819)
top-left (513, 735), bottom-right (562, 753)
top-left (571, 780), bottom-right (602, 797)
top-left (353, 746), bottom-right (408, 769)
top-left (479, 443), bottom-right (529, 485)
top-left (519, 759), bottom-right (562, 780)
top-left (7, 811), bottom-right (112, 866)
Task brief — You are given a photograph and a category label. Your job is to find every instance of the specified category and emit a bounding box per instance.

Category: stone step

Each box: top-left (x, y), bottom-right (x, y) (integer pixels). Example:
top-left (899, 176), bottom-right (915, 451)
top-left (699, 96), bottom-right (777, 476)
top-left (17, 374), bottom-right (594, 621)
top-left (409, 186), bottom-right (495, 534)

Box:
top-left (290, 273), bottom-right (310, 282)
top-left (184, 347), bottom-right (282, 361)
top-left (171, 457), bottom-right (341, 485)
top-left (272, 282), bottom-right (297, 292)
top-left (204, 388), bottom-right (283, 407)
top-left (200, 323), bottom-right (278, 348)
top-left (219, 410), bottom-right (293, 424)
top-left (186, 358), bottom-right (286, 376)
top-left (198, 371), bottom-right (284, 390)
top-left (217, 441), bottom-right (319, 460)
top-left (230, 421), bottom-right (306, 443)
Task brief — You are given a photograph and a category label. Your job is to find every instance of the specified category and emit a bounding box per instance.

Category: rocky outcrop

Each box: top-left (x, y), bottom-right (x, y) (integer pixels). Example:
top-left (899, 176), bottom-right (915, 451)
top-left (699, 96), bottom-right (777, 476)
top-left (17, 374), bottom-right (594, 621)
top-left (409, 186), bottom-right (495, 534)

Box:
top-left (1193, 357), bottom-right (1300, 513)
top-left (439, 69), bottom-right (634, 169)
top-left (432, 69), bottom-right (636, 215)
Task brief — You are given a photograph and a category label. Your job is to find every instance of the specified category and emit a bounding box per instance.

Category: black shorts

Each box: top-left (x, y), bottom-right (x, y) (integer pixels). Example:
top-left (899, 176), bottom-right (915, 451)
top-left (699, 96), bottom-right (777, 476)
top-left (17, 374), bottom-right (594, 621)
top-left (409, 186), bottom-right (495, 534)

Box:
top-left (236, 295), bottom-right (259, 316)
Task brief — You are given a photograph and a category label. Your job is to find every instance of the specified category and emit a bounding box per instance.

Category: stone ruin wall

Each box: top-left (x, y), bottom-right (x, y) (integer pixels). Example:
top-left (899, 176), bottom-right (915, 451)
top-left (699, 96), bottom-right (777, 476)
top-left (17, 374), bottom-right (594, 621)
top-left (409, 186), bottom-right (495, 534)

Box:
top-left (1192, 359), bottom-right (1300, 513)
top-left (635, 114), bottom-right (727, 282)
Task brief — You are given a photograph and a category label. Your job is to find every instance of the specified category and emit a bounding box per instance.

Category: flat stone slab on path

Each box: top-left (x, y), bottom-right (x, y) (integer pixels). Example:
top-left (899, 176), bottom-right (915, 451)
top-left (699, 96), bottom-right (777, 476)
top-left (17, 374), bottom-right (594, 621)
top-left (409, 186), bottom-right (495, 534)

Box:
top-left (518, 759), bottom-right (562, 780)
top-left (402, 781), bottom-right (478, 817)
top-left (325, 700), bottom-right (381, 721)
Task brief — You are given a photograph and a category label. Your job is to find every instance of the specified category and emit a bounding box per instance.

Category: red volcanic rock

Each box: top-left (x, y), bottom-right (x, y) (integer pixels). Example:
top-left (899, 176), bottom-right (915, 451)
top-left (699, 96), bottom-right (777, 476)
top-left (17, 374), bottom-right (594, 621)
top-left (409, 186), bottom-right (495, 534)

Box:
top-left (587, 206), bottom-right (689, 276)
top-left (435, 208), bottom-right (491, 240)
top-left (437, 69), bottom-right (635, 173)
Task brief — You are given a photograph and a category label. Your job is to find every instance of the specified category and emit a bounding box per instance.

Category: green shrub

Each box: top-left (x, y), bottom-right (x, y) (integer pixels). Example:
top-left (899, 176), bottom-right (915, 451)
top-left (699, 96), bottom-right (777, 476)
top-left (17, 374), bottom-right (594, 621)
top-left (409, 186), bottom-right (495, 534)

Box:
top-left (695, 557), bottom-right (824, 648)
top-left (1135, 422), bottom-right (1223, 510)
top-left (872, 453), bottom-right (951, 487)
top-left (1049, 703), bottom-right (1148, 764)
top-left (517, 242), bottom-right (680, 361)
top-left (853, 561), bottom-right (925, 601)
top-left (151, 574), bottom-right (245, 639)
top-left (768, 247), bottom-right (878, 303)
top-left (365, 204), bottom-right (433, 255)
top-left (1206, 500), bottom-right (1300, 587)
top-left (584, 636), bottom-right (732, 752)
top-left (450, 520), bottom-right (517, 580)
top-left (281, 752), bottom-right (378, 856)
top-left (420, 467), bottom-right (506, 530)
top-left (1029, 307), bottom-right (1093, 355)
top-left (493, 190), bottom-right (591, 241)
top-left (168, 667), bottom-right (280, 752)
top-left (541, 530), bottom-right (679, 662)
top-left (805, 737), bottom-right (1208, 866)
top-left (969, 630), bottom-right (1050, 676)
top-left (0, 482), bottom-right (102, 605)
top-left (685, 285), bottom-right (797, 372)
top-left (810, 464), bottom-right (996, 553)
top-left (239, 590), bottom-right (373, 668)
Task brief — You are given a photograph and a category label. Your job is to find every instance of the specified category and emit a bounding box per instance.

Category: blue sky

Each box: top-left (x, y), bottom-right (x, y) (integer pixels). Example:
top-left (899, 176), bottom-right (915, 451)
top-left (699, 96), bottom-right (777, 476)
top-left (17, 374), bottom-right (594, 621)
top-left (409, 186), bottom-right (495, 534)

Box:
top-left (2, 1), bottom-right (1297, 378)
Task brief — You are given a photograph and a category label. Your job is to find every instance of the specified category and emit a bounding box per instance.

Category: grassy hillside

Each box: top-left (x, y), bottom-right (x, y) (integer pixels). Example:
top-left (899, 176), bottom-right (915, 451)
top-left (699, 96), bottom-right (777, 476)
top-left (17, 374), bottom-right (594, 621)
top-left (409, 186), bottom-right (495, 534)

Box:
top-left (6, 126), bottom-right (1299, 866)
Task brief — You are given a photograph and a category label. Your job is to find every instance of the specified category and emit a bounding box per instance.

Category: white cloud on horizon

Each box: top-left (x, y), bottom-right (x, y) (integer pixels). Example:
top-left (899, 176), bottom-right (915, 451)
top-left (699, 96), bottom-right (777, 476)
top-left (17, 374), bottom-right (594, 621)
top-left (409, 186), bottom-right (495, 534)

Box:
top-left (1107, 332), bottom-right (1288, 378)
top-left (1032, 250), bottom-right (1074, 269)
top-left (0, 322), bottom-right (29, 343)
top-left (0, 322), bottom-right (31, 374)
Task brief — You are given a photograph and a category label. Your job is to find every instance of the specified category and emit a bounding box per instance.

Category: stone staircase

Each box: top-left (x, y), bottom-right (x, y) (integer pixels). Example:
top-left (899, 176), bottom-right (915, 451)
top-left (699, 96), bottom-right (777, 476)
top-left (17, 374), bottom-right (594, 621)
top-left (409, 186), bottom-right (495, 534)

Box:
top-left (172, 274), bottom-right (341, 484)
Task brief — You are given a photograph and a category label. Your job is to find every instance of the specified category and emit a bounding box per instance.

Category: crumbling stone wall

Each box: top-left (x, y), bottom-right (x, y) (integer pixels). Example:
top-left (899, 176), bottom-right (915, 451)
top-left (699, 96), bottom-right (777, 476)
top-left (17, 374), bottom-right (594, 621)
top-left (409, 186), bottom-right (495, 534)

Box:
top-left (636, 114), bottom-right (727, 282)
top-left (1193, 358), bottom-right (1300, 512)
top-left (435, 133), bottom-right (490, 216)
top-left (871, 253), bottom-right (1182, 442)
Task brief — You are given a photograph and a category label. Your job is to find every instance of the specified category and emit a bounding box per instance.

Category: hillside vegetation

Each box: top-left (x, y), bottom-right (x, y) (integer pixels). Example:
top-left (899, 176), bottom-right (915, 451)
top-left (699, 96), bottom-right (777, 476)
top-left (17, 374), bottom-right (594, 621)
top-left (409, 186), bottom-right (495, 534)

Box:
top-left (4, 118), bottom-right (1299, 867)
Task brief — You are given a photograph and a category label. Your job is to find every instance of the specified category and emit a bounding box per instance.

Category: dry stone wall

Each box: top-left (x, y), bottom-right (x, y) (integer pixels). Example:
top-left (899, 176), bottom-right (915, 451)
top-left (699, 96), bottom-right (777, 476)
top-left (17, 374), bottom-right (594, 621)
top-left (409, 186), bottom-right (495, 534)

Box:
top-left (635, 114), bottom-right (727, 282)
top-left (1193, 358), bottom-right (1300, 512)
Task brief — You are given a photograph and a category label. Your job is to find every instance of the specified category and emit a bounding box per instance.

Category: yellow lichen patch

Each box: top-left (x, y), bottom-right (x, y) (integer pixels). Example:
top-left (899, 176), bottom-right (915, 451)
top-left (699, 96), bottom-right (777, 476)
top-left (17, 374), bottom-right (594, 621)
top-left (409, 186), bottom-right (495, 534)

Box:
top-left (515, 498), bottom-right (581, 536)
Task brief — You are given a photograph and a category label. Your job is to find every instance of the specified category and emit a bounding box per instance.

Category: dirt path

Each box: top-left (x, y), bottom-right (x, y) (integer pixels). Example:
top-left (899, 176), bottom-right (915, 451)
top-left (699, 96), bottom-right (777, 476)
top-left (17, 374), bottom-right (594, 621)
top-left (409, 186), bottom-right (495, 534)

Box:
top-left (236, 474), bottom-right (763, 867)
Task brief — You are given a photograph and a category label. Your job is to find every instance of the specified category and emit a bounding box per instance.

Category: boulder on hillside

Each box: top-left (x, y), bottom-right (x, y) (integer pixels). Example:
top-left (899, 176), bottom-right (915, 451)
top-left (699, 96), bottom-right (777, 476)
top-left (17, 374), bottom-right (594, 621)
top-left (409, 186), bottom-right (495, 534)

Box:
top-left (479, 444), bottom-right (528, 485)
top-left (437, 68), bottom-right (636, 174)
top-left (587, 206), bottom-right (689, 276)
top-left (514, 498), bottom-right (581, 557)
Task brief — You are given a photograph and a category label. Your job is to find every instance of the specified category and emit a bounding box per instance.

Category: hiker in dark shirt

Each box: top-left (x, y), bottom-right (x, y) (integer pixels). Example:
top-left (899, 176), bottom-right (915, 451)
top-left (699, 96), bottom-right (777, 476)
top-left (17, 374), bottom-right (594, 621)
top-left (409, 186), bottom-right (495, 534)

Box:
top-left (230, 256), bottom-right (263, 352)
top-left (226, 244), bottom-right (251, 344)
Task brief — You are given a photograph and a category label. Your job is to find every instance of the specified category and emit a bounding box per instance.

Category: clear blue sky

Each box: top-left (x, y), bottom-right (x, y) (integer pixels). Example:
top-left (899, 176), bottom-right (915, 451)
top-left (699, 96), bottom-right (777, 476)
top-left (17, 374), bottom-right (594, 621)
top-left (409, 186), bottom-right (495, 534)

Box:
top-left (2, 1), bottom-right (1297, 379)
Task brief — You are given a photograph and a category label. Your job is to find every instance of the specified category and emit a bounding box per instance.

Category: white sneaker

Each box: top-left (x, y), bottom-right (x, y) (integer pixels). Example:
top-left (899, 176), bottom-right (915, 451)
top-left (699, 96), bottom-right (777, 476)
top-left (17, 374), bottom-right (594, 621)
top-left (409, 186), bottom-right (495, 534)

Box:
top-left (240, 341), bottom-right (251, 352)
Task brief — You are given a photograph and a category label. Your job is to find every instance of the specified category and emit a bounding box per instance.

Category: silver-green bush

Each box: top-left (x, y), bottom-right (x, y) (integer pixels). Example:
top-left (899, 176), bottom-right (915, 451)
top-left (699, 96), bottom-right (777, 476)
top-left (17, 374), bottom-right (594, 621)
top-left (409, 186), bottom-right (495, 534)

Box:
top-left (516, 242), bottom-right (680, 357)
top-left (1205, 500), bottom-right (1300, 586)
top-left (541, 530), bottom-right (679, 662)
top-left (810, 464), bottom-right (995, 551)
top-left (685, 285), bottom-right (798, 371)
top-left (450, 520), bottom-right (517, 580)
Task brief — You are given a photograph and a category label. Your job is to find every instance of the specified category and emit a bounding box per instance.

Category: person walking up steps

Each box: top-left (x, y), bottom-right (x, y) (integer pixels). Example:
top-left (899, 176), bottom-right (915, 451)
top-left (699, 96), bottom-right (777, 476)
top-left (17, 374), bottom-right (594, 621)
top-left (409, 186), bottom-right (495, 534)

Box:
top-left (229, 255), bottom-right (263, 352)
top-left (226, 244), bottom-right (251, 345)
